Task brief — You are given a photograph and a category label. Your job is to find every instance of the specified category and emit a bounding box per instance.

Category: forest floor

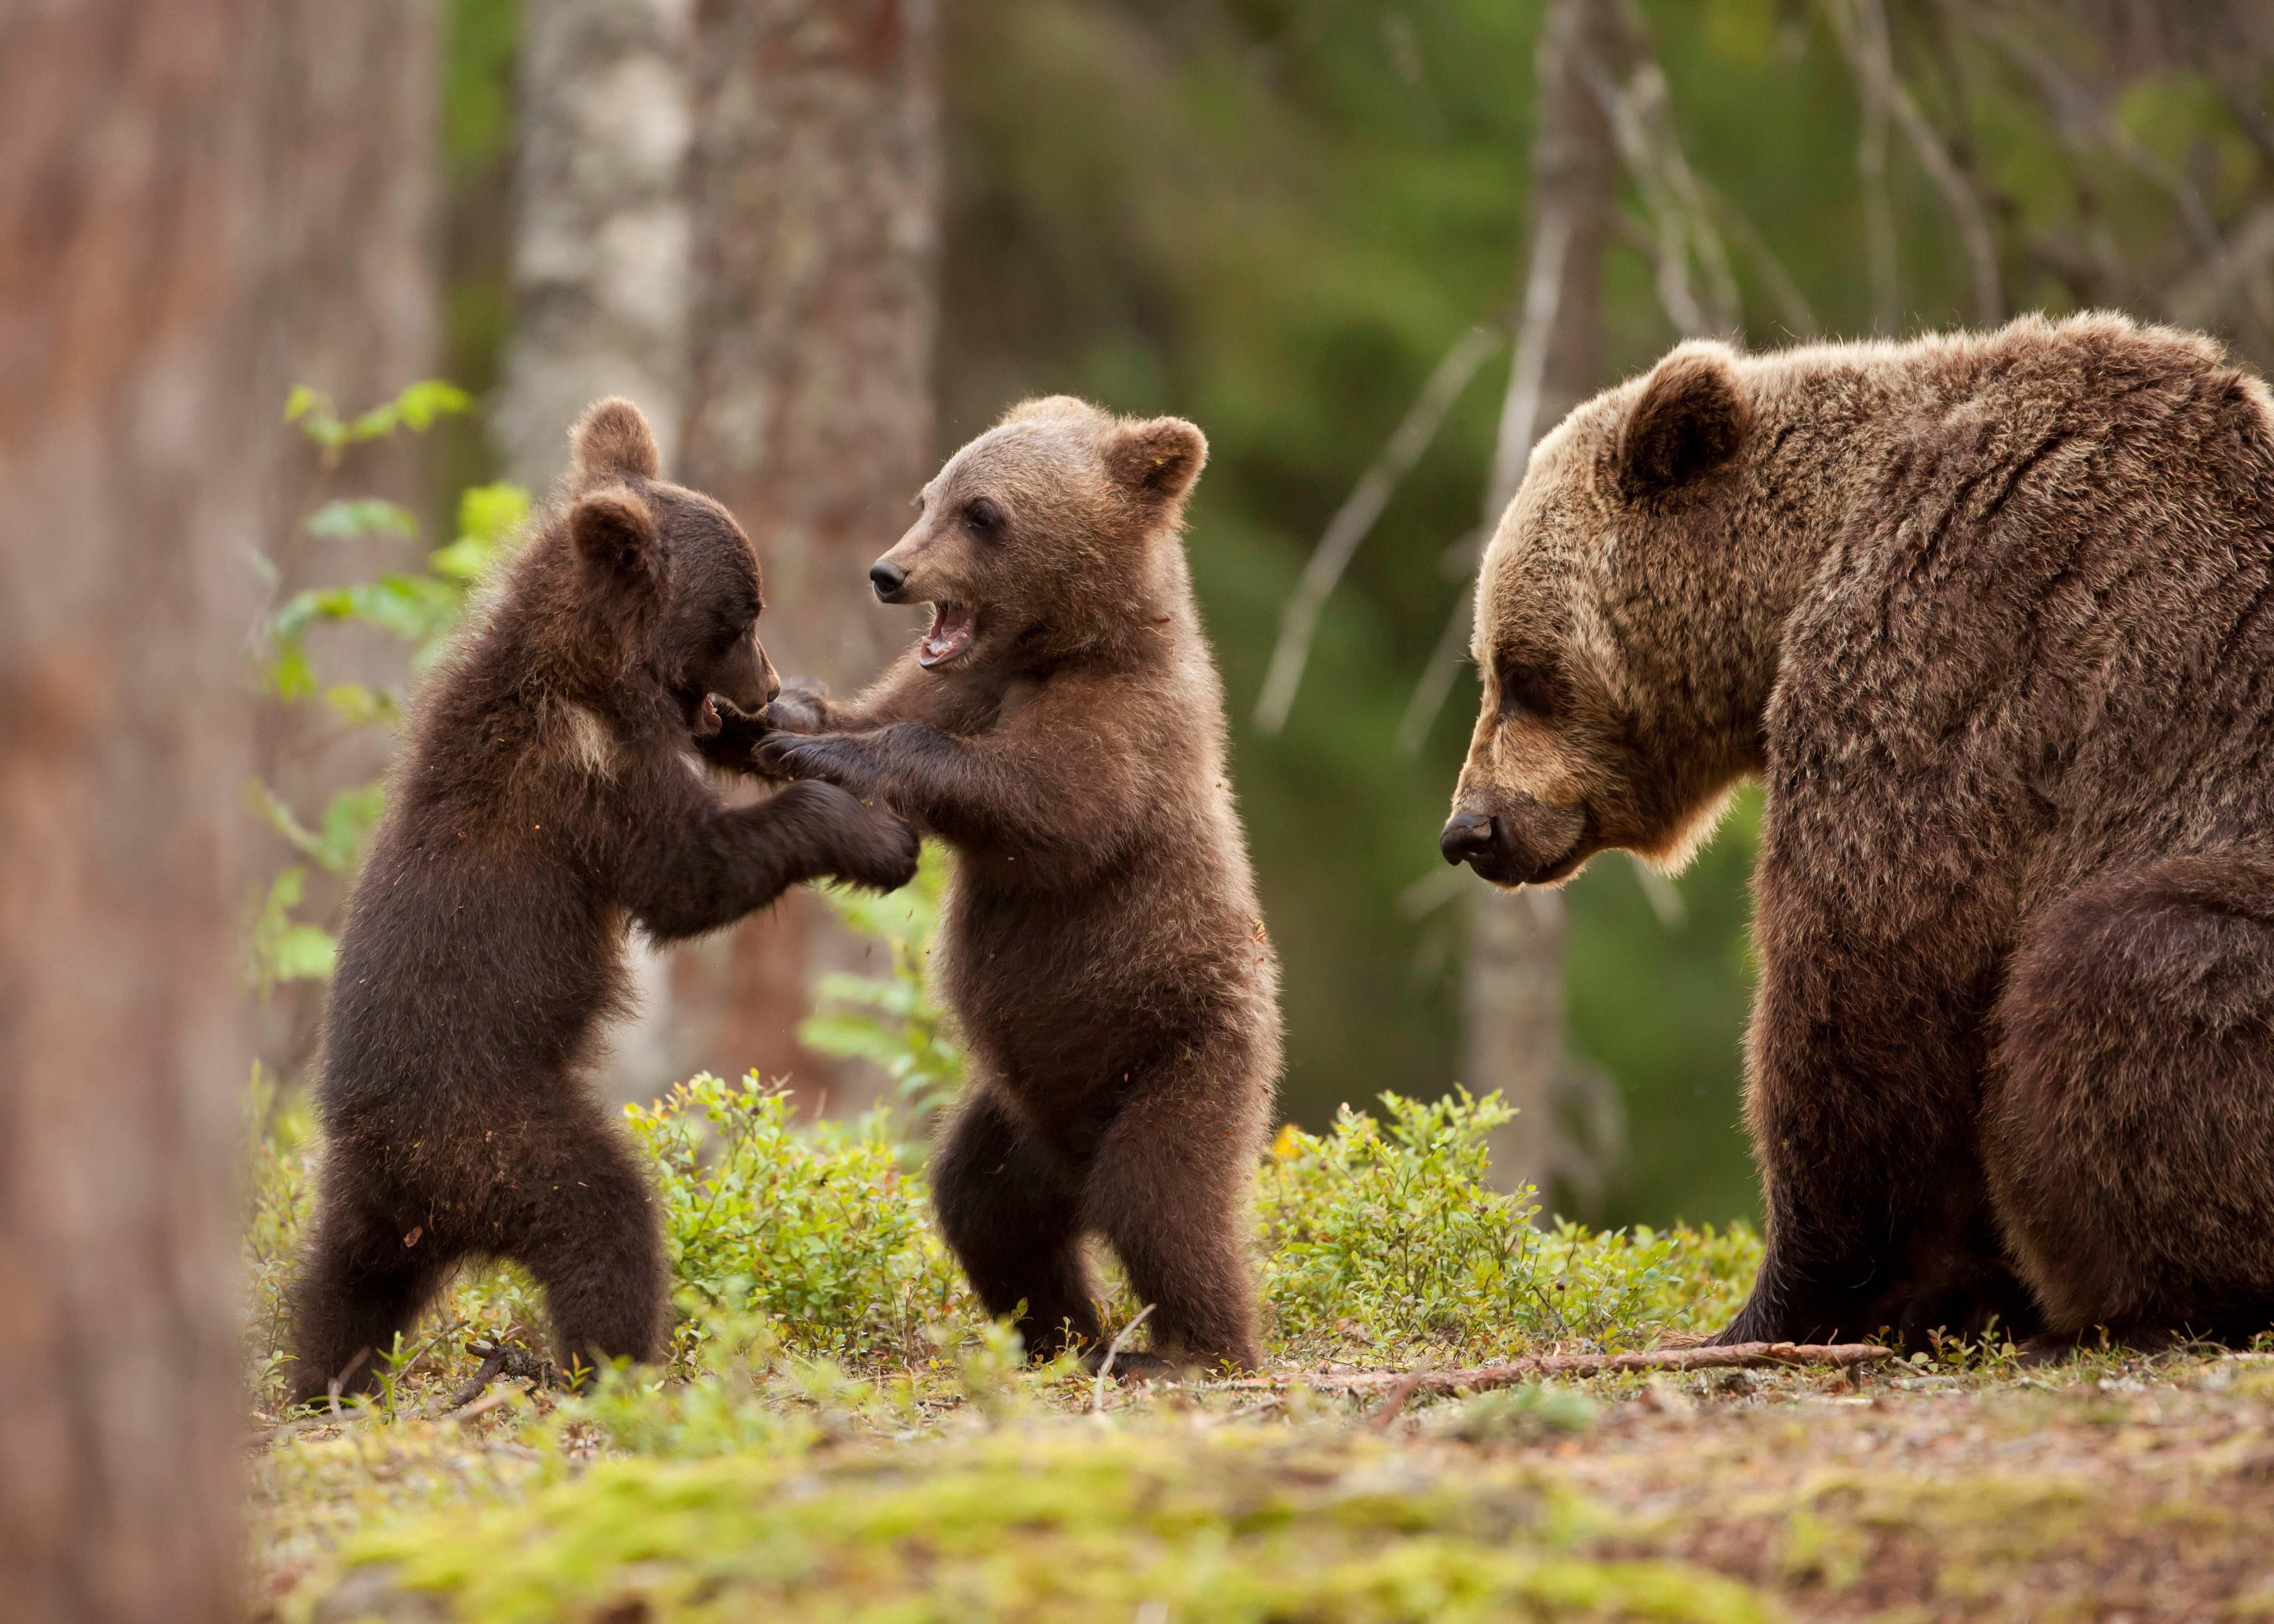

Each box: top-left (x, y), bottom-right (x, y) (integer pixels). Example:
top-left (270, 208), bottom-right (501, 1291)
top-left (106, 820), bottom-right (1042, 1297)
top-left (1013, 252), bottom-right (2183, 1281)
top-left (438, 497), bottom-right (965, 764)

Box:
top-left (255, 1340), bottom-right (2274, 1624)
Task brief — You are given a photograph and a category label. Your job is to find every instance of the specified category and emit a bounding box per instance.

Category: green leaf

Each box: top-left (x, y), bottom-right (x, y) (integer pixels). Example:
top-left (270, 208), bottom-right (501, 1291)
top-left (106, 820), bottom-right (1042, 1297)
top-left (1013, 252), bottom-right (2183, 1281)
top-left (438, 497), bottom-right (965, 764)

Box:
top-left (271, 925), bottom-right (338, 981)
top-left (458, 480), bottom-right (533, 544)
top-left (347, 403), bottom-right (401, 441)
top-left (307, 498), bottom-right (418, 540)
top-left (246, 865), bottom-right (337, 994)
top-left (263, 639), bottom-right (316, 702)
top-left (392, 379), bottom-right (475, 431)
top-left (322, 683), bottom-right (397, 727)
top-left (282, 384), bottom-right (328, 425)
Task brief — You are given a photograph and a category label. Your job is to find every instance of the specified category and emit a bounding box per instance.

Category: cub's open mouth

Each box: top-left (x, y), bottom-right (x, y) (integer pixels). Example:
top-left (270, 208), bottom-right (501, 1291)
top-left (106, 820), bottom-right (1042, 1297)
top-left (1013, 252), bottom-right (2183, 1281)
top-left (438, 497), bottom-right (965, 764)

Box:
top-left (919, 603), bottom-right (976, 668)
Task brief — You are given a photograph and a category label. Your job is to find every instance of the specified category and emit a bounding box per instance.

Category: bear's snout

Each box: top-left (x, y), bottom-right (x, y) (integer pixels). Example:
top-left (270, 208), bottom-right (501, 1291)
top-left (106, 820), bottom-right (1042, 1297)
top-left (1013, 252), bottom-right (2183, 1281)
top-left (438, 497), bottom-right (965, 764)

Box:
top-left (1440, 790), bottom-right (1590, 886)
top-left (1439, 809), bottom-right (1496, 866)
top-left (870, 559), bottom-right (909, 602)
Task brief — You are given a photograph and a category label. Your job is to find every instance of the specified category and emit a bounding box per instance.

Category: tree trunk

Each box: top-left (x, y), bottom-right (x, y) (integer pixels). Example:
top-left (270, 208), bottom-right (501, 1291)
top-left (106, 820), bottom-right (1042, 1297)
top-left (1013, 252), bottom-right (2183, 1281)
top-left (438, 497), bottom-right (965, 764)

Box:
top-left (676, 0), bottom-right (941, 1110)
top-left (249, 0), bottom-right (440, 1081)
top-left (0, 3), bottom-right (267, 1617)
top-left (494, 0), bottom-right (696, 1102)
top-left (1469, 0), bottom-right (1636, 1207)
top-left (493, 0), bottom-right (694, 494)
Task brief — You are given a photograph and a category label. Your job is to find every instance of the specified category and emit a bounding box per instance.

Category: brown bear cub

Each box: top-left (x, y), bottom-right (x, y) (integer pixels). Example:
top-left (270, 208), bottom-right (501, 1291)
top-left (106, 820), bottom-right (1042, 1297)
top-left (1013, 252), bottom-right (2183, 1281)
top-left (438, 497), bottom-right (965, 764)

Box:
top-left (288, 399), bottom-right (918, 1405)
top-left (726, 397), bottom-right (1282, 1372)
top-left (1442, 314), bottom-right (2274, 1352)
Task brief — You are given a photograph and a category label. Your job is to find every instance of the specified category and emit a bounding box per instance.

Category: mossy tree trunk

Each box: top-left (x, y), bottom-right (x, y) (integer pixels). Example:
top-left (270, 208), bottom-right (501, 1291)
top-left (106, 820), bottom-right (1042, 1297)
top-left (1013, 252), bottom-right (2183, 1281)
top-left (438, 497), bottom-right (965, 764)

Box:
top-left (0, 2), bottom-right (268, 1614)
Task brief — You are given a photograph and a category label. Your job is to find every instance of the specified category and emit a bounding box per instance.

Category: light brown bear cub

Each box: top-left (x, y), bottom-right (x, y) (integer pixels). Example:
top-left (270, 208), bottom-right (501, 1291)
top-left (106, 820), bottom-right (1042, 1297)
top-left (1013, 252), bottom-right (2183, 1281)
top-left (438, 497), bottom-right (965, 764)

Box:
top-left (738, 396), bottom-right (1282, 1372)
top-left (1443, 314), bottom-right (2274, 1352)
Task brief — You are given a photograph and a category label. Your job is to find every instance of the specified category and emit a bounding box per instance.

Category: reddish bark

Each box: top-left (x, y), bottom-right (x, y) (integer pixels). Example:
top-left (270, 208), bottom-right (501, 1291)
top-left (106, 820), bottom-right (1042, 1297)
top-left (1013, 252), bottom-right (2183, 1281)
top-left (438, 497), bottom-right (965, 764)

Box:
top-left (0, 3), bottom-right (267, 1618)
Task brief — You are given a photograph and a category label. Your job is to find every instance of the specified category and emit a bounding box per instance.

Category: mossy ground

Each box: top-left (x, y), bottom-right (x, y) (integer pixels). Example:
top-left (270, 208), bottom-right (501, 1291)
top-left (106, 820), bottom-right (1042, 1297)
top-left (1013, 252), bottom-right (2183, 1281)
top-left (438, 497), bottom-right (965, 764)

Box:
top-left (257, 1344), bottom-right (2274, 1622)
top-left (250, 1079), bottom-right (2274, 1622)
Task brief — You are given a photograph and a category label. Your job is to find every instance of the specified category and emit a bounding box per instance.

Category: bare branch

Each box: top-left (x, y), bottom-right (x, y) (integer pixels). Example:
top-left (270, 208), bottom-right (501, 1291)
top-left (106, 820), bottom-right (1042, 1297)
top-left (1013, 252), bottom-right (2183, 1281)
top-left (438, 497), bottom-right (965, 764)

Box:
top-left (1588, 9), bottom-right (1743, 337)
top-left (2169, 200), bottom-right (2274, 332)
top-left (1397, 588), bottom-right (1475, 754)
top-left (1221, 1340), bottom-right (1897, 1396)
top-left (1698, 177), bottom-right (1821, 339)
top-left (1253, 327), bottom-right (1499, 735)
top-left (1823, 0), bottom-right (2004, 324)
top-left (1092, 1303), bottom-right (1157, 1413)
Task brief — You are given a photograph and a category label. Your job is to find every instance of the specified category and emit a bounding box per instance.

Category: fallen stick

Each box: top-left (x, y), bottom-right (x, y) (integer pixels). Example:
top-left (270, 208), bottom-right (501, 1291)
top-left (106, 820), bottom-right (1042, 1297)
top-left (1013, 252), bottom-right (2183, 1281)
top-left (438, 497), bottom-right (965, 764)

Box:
top-left (1224, 1342), bottom-right (1895, 1397)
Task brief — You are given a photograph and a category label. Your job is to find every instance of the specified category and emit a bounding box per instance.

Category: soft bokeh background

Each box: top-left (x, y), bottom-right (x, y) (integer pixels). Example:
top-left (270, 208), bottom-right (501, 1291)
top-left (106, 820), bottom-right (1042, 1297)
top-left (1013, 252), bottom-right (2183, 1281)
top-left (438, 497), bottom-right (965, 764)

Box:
top-left (315, 0), bottom-right (2274, 1229)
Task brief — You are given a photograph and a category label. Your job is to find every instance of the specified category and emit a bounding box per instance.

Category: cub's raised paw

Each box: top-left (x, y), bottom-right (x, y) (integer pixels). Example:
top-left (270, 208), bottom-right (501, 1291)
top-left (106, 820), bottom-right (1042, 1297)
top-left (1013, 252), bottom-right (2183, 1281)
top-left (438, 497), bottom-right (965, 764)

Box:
top-left (755, 730), bottom-right (866, 791)
top-left (764, 676), bottom-right (832, 735)
top-left (842, 803), bottom-right (920, 891)
top-left (693, 693), bottom-right (774, 770)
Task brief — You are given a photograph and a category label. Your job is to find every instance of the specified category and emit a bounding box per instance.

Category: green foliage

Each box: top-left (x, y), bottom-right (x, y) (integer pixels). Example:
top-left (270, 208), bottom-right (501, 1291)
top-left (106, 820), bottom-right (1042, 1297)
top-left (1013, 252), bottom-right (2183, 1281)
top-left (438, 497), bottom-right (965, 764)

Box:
top-left (625, 1075), bottom-right (978, 1366)
top-left (1260, 1091), bottom-right (1758, 1361)
top-left (797, 845), bottom-right (965, 1131)
top-left (250, 384), bottom-right (531, 995)
top-left (247, 868), bottom-right (339, 994)
top-left (1262, 1091), bottom-right (1546, 1356)
top-left (283, 379), bottom-right (473, 460)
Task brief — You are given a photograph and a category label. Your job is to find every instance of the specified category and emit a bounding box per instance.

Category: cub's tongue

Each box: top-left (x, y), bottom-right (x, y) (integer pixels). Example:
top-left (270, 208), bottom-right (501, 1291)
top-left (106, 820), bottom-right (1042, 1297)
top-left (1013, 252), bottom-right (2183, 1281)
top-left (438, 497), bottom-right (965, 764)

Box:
top-left (919, 603), bottom-right (975, 668)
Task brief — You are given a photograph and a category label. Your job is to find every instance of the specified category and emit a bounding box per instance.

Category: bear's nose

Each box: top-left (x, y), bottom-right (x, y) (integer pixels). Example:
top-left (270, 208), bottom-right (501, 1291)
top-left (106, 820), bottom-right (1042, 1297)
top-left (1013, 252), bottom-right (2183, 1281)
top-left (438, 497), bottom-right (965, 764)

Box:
top-left (1439, 809), bottom-right (1496, 866)
top-left (870, 559), bottom-right (908, 602)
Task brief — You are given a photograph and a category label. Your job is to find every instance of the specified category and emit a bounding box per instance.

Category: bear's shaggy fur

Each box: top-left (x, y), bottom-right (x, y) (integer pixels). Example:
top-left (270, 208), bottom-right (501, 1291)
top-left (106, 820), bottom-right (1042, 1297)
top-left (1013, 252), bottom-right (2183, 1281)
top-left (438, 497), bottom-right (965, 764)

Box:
top-left (289, 399), bottom-right (918, 1404)
top-left (738, 396), bottom-right (1282, 1371)
top-left (1442, 314), bottom-right (2274, 1349)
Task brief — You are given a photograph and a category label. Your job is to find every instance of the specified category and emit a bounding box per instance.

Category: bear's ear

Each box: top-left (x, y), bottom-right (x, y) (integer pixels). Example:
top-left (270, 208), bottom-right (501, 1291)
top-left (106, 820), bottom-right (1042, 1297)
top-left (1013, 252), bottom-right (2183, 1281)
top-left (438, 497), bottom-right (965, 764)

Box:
top-left (569, 397), bottom-right (661, 484)
top-left (1104, 416), bottom-right (1208, 506)
top-left (1618, 343), bottom-right (1749, 500)
top-left (570, 485), bottom-right (665, 613)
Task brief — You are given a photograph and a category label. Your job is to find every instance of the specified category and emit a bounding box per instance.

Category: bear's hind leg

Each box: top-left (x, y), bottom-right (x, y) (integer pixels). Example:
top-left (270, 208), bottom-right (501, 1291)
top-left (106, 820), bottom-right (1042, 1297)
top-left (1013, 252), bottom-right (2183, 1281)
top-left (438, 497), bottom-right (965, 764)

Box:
top-left (289, 1198), bottom-right (455, 1408)
top-left (933, 1086), bottom-right (1102, 1361)
top-left (1084, 1073), bottom-right (1264, 1374)
top-left (507, 1115), bottom-right (669, 1382)
top-left (1987, 855), bottom-right (2274, 1341)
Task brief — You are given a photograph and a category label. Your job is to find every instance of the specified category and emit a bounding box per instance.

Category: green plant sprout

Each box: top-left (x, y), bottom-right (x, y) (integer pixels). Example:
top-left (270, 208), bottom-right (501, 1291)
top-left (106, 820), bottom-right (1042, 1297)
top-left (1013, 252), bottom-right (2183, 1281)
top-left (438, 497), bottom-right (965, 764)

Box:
top-left (245, 379), bottom-right (530, 996)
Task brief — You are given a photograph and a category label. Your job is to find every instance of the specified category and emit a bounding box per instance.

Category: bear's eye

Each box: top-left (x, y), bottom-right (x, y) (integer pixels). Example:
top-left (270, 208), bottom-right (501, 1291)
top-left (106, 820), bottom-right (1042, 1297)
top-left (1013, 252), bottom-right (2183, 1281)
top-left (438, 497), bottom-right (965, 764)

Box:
top-left (1498, 662), bottom-right (1556, 722)
top-left (964, 498), bottom-right (1003, 536)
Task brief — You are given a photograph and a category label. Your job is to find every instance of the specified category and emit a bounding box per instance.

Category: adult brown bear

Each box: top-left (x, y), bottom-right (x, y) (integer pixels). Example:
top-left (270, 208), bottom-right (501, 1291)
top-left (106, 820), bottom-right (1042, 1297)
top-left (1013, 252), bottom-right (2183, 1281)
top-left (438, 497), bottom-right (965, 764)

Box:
top-left (1441, 314), bottom-right (2274, 1351)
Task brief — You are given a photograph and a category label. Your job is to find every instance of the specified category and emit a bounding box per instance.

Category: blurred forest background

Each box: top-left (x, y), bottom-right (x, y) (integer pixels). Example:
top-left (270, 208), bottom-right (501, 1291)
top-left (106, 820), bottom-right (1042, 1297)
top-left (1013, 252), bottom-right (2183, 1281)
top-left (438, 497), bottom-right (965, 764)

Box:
top-left (256, 0), bottom-right (2274, 1232)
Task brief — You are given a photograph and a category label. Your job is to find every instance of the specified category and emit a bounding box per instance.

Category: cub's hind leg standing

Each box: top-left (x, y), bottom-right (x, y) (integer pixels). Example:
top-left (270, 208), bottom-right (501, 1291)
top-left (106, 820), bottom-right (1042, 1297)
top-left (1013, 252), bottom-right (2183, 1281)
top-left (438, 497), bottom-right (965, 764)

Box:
top-left (1986, 855), bottom-right (2274, 1342)
top-left (1080, 1033), bottom-right (1272, 1372)
top-left (930, 1084), bottom-right (1104, 1360)
top-left (485, 1100), bottom-right (671, 1381)
top-left (290, 1190), bottom-right (461, 1403)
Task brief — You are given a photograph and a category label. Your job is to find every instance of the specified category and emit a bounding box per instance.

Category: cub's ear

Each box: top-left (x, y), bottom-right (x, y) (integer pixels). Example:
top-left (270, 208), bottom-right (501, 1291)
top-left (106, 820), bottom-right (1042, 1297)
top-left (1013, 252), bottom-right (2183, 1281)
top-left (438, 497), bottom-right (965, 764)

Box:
top-left (1104, 416), bottom-right (1208, 506)
top-left (569, 397), bottom-right (661, 484)
top-left (570, 485), bottom-right (665, 611)
top-left (1618, 342), bottom-right (1749, 500)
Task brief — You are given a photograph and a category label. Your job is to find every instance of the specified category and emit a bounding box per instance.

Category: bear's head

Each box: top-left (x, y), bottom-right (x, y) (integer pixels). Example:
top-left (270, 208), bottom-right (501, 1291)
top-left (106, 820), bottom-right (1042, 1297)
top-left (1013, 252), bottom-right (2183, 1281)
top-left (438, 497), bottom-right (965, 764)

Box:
top-left (559, 397), bottom-right (780, 724)
top-left (865, 395), bottom-right (1207, 668)
top-left (1442, 342), bottom-right (1760, 887)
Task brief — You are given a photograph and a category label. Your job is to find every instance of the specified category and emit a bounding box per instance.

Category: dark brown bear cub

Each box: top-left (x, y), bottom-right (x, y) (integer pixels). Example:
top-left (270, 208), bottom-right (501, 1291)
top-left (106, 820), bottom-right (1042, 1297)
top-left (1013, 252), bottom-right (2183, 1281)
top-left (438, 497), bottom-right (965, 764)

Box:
top-left (288, 399), bottom-right (918, 1405)
top-left (744, 397), bottom-right (1282, 1372)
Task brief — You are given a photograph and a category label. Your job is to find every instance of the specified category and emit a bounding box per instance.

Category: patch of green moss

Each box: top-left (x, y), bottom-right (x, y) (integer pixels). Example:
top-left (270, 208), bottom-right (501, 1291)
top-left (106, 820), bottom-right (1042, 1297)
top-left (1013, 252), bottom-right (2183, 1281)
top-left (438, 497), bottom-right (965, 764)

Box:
top-left (314, 1424), bottom-right (1776, 1624)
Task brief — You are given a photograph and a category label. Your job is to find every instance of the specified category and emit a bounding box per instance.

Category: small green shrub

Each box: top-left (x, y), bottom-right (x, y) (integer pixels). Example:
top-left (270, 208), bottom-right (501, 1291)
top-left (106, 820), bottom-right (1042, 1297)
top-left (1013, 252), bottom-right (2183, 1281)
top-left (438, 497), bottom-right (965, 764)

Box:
top-left (1259, 1091), bottom-right (1759, 1360)
top-left (626, 1073), bottom-right (978, 1366)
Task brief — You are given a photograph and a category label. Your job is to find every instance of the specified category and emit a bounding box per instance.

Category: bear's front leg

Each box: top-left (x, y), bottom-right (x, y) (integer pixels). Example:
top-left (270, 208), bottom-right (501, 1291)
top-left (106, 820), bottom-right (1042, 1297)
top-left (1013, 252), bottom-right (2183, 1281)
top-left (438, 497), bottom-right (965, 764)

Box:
top-left (1716, 917), bottom-right (2017, 1351)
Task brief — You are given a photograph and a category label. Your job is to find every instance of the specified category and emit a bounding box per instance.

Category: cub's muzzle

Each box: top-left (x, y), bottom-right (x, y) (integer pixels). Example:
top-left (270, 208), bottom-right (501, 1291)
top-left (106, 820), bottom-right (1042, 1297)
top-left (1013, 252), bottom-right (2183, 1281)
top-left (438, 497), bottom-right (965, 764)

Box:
top-left (870, 559), bottom-right (908, 602)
